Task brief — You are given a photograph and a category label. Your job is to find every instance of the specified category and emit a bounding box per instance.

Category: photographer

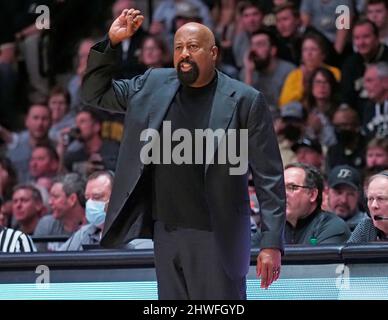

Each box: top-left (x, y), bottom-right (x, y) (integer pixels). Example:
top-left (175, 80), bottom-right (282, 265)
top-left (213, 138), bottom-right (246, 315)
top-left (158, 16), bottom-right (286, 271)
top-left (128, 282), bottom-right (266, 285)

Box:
top-left (57, 107), bottom-right (120, 177)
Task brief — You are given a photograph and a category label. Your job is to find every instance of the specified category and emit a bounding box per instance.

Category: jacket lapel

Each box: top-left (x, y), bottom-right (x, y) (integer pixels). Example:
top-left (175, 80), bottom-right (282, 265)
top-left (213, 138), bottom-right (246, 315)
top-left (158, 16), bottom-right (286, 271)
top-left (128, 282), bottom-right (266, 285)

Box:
top-left (141, 75), bottom-right (180, 158)
top-left (205, 71), bottom-right (238, 175)
top-left (148, 75), bottom-right (180, 130)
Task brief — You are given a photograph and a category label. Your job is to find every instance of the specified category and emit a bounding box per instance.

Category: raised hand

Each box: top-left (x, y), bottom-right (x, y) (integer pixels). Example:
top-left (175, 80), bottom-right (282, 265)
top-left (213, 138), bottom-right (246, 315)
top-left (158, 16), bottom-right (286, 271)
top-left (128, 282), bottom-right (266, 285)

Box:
top-left (109, 8), bottom-right (144, 46)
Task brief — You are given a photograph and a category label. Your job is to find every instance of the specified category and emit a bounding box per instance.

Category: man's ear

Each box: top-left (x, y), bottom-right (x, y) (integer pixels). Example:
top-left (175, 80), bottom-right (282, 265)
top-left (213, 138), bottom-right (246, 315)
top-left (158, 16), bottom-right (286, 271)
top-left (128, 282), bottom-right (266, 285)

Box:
top-left (310, 188), bottom-right (319, 204)
top-left (68, 193), bottom-right (78, 207)
top-left (211, 45), bottom-right (218, 61)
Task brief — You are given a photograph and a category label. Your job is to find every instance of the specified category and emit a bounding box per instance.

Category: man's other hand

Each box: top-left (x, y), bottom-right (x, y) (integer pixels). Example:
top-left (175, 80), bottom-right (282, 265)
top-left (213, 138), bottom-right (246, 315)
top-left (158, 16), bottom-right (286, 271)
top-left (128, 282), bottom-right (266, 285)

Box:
top-left (256, 248), bottom-right (281, 289)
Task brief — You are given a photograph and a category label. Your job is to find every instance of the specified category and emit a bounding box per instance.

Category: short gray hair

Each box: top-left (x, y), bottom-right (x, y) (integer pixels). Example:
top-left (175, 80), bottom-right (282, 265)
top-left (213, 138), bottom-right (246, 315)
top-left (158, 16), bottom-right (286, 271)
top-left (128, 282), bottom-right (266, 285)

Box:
top-left (53, 173), bottom-right (86, 207)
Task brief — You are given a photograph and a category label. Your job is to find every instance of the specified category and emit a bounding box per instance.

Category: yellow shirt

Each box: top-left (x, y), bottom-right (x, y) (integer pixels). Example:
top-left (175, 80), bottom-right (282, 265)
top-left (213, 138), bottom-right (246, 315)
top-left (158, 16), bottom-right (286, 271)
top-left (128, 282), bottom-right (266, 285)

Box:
top-left (278, 65), bottom-right (341, 107)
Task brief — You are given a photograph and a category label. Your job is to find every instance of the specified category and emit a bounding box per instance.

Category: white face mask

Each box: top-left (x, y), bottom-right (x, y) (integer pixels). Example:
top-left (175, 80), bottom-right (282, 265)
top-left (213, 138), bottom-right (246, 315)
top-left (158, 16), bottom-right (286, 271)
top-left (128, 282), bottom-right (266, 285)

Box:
top-left (85, 199), bottom-right (106, 226)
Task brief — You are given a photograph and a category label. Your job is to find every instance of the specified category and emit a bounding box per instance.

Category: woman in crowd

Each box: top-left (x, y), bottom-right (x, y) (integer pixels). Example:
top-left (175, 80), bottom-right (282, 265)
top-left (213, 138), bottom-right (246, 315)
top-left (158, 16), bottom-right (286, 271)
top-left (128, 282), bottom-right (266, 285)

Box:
top-left (138, 35), bottom-right (171, 70)
top-left (303, 67), bottom-right (339, 147)
top-left (279, 32), bottom-right (340, 106)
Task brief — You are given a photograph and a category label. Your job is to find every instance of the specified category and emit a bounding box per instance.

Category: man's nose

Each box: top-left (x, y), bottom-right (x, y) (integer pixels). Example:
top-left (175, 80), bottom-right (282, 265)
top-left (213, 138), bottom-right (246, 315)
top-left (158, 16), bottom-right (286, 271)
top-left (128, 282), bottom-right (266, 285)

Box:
top-left (180, 47), bottom-right (190, 59)
top-left (338, 194), bottom-right (347, 203)
top-left (371, 199), bottom-right (379, 208)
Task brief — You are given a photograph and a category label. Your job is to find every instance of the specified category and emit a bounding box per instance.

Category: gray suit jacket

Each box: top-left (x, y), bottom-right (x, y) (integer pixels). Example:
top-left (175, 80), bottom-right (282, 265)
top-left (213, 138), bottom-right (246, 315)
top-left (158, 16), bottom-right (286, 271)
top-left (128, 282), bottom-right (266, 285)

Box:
top-left (81, 39), bottom-right (286, 279)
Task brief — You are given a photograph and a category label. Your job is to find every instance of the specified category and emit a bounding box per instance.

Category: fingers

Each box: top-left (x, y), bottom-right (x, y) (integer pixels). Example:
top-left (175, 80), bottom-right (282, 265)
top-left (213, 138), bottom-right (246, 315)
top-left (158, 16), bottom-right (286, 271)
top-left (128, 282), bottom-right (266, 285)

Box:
top-left (134, 14), bottom-right (145, 27)
top-left (273, 267), bottom-right (281, 281)
top-left (260, 262), bottom-right (270, 289)
top-left (126, 9), bottom-right (144, 30)
top-left (121, 9), bottom-right (129, 17)
top-left (256, 255), bottom-right (261, 277)
top-left (119, 9), bottom-right (129, 22)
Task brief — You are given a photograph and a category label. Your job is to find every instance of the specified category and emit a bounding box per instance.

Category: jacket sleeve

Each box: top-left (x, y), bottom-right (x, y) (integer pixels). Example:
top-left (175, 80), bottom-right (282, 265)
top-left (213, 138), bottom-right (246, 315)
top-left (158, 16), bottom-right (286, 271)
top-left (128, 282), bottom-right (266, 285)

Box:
top-left (81, 38), bottom-right (152, 113)
top-left (247, 92), bottom-right (286, 252)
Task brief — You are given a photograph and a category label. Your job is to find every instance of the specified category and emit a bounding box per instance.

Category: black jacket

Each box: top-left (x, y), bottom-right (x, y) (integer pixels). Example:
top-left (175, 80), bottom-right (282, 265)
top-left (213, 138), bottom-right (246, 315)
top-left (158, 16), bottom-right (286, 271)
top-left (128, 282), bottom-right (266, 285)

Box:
top-left (81, 39), bottom-right (286, 279)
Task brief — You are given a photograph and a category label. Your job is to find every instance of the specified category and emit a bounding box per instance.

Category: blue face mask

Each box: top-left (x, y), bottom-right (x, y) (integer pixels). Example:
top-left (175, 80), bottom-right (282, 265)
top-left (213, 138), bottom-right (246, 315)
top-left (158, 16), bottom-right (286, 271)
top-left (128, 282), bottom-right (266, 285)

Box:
top-left (85, 199), bottom-right (106, 227)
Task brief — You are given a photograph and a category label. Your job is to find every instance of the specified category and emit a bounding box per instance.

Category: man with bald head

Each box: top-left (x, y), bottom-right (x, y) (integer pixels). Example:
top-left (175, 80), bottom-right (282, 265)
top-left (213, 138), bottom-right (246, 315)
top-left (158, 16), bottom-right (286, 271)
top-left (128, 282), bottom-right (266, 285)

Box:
top-left (82, 8), bottom-right (285, 299)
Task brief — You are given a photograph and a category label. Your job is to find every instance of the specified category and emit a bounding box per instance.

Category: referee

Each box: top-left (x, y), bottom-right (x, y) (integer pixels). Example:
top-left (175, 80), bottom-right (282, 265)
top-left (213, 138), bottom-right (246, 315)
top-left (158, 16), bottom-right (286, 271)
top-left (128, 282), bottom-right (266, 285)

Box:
top-left (0, 225), bottom-right (36, 253)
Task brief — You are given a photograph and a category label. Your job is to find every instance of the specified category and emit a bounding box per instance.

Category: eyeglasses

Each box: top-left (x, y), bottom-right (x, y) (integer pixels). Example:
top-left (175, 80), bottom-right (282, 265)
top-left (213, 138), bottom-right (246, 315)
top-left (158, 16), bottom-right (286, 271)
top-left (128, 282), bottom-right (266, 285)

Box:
top-left (367, 196), bottom-right (388, 205)
top-left (285, 184), bottom-right (312, 193)
top-left (313, 79), bottom-right (329, 86)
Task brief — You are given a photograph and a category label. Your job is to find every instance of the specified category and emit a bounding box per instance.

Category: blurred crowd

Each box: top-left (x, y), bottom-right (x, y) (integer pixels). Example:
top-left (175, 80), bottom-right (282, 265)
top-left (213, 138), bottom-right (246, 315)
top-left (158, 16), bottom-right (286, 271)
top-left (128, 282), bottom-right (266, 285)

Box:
top-left (1, 0), bottom-right (388, 252)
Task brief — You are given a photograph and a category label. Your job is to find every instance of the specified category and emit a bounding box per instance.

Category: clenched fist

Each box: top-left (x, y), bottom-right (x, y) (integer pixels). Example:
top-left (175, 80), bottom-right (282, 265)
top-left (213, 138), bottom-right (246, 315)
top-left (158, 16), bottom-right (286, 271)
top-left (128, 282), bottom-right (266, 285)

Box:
top-left (109, 8), bottom-right (144, 46)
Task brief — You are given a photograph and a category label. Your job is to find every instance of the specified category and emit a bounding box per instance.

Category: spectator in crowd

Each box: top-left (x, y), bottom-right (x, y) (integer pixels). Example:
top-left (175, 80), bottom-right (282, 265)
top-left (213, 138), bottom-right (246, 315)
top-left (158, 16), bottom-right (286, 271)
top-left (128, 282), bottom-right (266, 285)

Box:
top-left (14, 1), bottom-right (49, 104)
top-left (212, 0), bottom-right (238, 72)
top-left (111, 0), bottom-right (148, 79)
top-left (12, 184), bottom-right (45, 235)
top-left (327, 105), bottom-right (367, 172)
top-left (362, 137), bottom-right (388, 196)
top-left (67, 39), bottom-right (126, 146)
top-left (44, 0), bottom-right (108, 87)
top-left (279, 33), bottom-right (341, 107)
top-left (233, 1), bottom-right (265, 68)
top-left (60, 107), bottom-right (120, 176)
top-left (28, 144), bottom-right (59, 182)
top-left (327, 165), bottom-right (367, 231)
top-left (150, 0), bottom-right (213, 38)
top-left (214, 38), bottom-right (239, 79)
top-left (366, 137), bottom-right (388, 169)
top-left (241, 28), bottom-right (295, 111)
top-left (366, 0), bottom-right (388, 46)
top-left (284, 162), bottom-right (351, 245)
top-left (275, 101), bottom-right (306, 167)
top-left (361, 62), bottom-right (388, 140)
top-left (291, 137), bottom-right (324, 170)
top-left (1, 104), bottom-right (52, 183)
top-left (34, 173), bottom-right (86, 251)
top-left (341, 19), bottom-right (388, 112)
top-left (160, 1), bottom-right (207, 52)
top-left (303, 67), bottom-right (338, 147)
top-left (68, 38), bottom-right (95, 111)
top-left (58, 171), bottom-right (111, 251)
top-left (48, 86), bottom-right (76, 143)
top-left (0, 156), bottom-right (18, 204)
top-left (0, 198), bottom-right (12, 228)
top-left (59, 170), bottom-right (153, 251)
top-left (274, 2), bottom-right (303, 65)
top-left (0, 224), bottom-right (36, 253)
top-left (138, 35), bottom-right (171, 71)
top-left (348, 170), bottom-right (388, 243)
top-left (174, 1), bottom-right (204, 30)
top-left (300, 0), bottom-right (353, 55)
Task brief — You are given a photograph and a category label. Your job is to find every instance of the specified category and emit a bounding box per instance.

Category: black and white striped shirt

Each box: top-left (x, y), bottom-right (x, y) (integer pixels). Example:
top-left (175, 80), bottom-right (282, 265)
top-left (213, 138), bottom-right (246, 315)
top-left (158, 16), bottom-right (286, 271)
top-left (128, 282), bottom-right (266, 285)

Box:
top-left (0, 226), bottom-right (36, 253)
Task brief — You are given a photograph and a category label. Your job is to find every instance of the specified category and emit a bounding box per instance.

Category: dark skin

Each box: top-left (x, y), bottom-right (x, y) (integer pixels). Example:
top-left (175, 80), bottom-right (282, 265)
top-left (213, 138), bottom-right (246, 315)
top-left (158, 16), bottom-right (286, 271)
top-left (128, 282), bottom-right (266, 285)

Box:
top-left (173, 22), bottom-right (217, 88)
top-left (108, 8), bottom-right (281, 289)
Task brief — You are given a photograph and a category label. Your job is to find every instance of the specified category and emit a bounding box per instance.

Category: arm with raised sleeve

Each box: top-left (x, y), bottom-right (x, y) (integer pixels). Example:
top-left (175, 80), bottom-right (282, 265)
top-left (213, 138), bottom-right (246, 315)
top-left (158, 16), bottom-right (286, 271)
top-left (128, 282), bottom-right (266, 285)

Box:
top-left (81, 38), bottom-right (151, 113)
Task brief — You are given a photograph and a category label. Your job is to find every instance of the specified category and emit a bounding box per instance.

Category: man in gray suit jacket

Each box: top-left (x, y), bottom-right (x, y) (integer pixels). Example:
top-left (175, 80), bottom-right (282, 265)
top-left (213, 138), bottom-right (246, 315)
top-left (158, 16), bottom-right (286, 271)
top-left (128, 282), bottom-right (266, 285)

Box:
top-left (81, 8), bottom-right (286, 299)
